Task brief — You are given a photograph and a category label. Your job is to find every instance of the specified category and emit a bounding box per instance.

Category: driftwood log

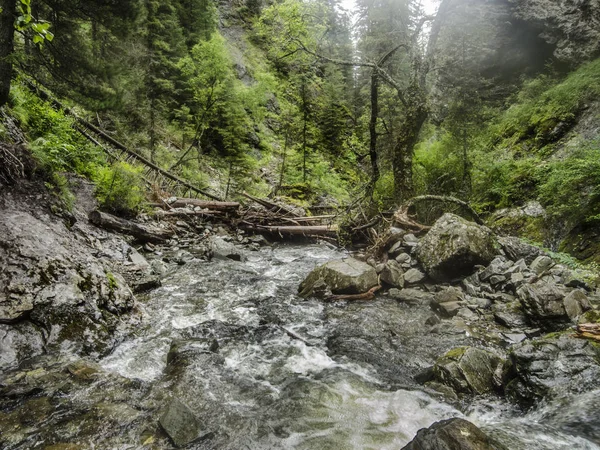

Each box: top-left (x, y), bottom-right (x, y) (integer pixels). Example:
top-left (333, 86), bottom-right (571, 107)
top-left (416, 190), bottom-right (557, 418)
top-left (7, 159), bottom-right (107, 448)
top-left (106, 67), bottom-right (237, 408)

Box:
top-left (576, 323), bottom-right (600, 342)
top-left (242, 192), bottom-right (301, 217)
top-left (166, 198), bottom-right (240, 212)
top-left (89, 210), bottom-right (175, 243)
top-left (327, 285), bottom-right (382, 301)
top-left (241, 224), bottom-right (338, 238)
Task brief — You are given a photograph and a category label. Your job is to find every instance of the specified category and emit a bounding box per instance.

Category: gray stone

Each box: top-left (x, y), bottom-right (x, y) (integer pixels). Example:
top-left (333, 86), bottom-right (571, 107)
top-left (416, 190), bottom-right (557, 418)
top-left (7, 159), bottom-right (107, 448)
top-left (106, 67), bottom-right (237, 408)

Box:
top-left (431, 347), bottom-right (505, 396)
top-left (425, 314), bottom-right (441, 326)
top-left (160, 398), bottom-right (202, 447)
top-left (388, 288), bottom-right (434, 305)
top-left (388, 240), bottom-right (404, 256)
top-left (128, 247), bottom-right (150, 268)
top-left (489, 275), bottom-right (507, 285)
top-left (433, 287), bottom-right (464, 305)
top-left (404, 268), bottom-right (426, 285)
top-left (436, 301), bottom-right (462, 318)
top-left (395, 253), bottom-right (411, 264)
top-left (415, 214), bottom-right (499, 282)
top-left (498, 236), bottom-right (542, 265)
top-left (150, 259), bottom-right (168, 276)
top-left (563, 290), bottom-right (592, 320)
top-left (209, 237), bottom-right (245, 261)
top-left (530, 255), bottom-right (554, 274)
top-left (480, 257), bottom-right (511, 282)
top-left (517, 281), bottom-right (576, 329)
top-left (380, 260), bottom-right (404, 288)
top-left (299, 258), bottom-right (379, 298)
top-left (505, 334), bottom-right (600, 408)
top-left (402, 418), bottom-right (504, 450)
top-left (510, 0), bottom-right (600, 64)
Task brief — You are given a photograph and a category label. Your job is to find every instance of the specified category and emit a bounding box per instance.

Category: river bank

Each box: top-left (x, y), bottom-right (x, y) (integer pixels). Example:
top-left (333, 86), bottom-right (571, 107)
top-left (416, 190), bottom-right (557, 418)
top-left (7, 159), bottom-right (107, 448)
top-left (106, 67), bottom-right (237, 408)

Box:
top-left (1, 176), bottom-right (600, 449)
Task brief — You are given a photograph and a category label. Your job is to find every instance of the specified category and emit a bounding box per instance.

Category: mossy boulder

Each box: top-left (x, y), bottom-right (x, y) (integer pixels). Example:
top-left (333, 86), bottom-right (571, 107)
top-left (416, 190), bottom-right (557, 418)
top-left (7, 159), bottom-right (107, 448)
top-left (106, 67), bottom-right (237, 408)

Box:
top-left (504, 334), bottom-right (600, 408)
top-left (430, 346), bottom-right (505, 396)
top-left (402, 418), bottom-right (506, 450)
top-left (299, 258), bottom-right (378, 298)
top-left (416, 214), bottom-right (499, 282)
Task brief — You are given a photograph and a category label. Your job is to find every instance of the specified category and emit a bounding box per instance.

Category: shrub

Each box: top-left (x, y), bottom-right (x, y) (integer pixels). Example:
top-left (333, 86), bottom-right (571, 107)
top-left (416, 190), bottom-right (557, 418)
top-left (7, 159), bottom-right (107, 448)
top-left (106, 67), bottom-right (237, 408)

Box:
top-left (93, 162), bottom-right (145, 217)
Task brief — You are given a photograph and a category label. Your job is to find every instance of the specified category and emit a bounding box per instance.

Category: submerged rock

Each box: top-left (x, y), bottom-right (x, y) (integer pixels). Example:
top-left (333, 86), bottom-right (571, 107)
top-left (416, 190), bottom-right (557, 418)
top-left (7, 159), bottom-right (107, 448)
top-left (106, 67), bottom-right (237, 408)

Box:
top-left (402, 418), bottom-right (506, 450)
top-left (299, 258), bottom-right (378, 298)
top-left (160, 398), bottom-right (203, 447)
top-left (416, 214), bottom-right (499, 282)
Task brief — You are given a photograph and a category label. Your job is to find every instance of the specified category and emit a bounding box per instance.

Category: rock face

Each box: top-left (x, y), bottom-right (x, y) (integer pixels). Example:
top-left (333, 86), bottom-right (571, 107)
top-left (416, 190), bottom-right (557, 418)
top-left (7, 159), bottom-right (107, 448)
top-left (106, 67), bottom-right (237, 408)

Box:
top-left (299, 258), bottom-right (378, 298)
top-left (430, 347), bottom-right (505, 396)
top-left (517, 282), bottom-right (591, 329)
top-left (504, 334), bottom-right (600, 408)
top-left (0, 205), bottom-right (137, 370)
top-left (416, 214), bottom-right (499, 282)
top-left (402, 418), bottom-right (505, 450)
top-left (509, 0), bottom-right (600, 64)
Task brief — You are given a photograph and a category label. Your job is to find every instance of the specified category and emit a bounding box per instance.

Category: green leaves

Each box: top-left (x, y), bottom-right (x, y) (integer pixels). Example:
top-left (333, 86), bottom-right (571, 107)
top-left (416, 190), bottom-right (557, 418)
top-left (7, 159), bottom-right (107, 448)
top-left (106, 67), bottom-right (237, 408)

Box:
top-left (15, 0), bottom-right (54, 47)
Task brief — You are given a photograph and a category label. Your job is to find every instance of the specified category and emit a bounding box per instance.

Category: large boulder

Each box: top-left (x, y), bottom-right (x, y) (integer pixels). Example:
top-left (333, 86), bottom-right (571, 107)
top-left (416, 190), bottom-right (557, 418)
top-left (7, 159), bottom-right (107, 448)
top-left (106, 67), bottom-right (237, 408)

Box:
top-left (402, 418), bottom-right (506, 450)
top-left (0, 209), bottom-right (137, 370)
top-left (504, 333), bottom-right (600, 408)
top-left (429, 347), bottom-right (505, 396)
top-left (416, 214), bottom-right (499, 282)
top-left (299, 258), bottom-right (378, 298)
top-left (517, 282), bottom-right (591, 329)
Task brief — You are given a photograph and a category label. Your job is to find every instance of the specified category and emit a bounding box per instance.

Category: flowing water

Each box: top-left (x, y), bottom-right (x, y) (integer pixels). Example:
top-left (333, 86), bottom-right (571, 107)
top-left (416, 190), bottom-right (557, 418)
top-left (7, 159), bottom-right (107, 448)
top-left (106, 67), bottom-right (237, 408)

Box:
top-left (3, 243), bottom-right (599, 449)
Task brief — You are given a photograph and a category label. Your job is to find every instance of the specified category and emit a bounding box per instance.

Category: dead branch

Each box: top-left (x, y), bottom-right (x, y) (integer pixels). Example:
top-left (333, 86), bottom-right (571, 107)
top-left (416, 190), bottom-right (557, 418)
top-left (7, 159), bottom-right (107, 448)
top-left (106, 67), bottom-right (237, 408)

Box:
top-left (326, 285), bottom-right (382, 302)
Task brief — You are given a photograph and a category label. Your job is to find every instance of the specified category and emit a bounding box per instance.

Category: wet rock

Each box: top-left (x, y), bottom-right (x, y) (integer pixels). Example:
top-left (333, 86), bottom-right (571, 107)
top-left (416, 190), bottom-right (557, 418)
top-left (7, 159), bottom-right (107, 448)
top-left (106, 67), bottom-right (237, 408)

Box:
top-left (150, 259), bottom-right (168, 276)
top-left (493, 302), bottom-right (528, 329)
top-left (128, 247), bottom-right (149, 268)
top-left (299, 258), bottom-right (378, 298)
top-left (510, 0), bottom-right (600, 64)
top-left (130, 275), bottom-right (161, 293)
top-left (563, 290), bottom-right (592, 320)
top-left (380, 260), bottom-right (404, 288)
top-left (402, 418), bottom-right (505, 450)
top-left (160, 398), bottom-right (203, 447)
top-left (173, 250), bottom-right (194, 265)
top-left (404, 268), bottom-right (426, 285)
top-left (530, 255), bottom-right (554, 274)
top-left (416, 214), bottom-right (498, 282)
top-left (388, 288), bottom-right (434, 305)
top-left (497, 236), bottom-right (542, 265)
top-left (0, 210), bottom-right (137, 368)
top-left (430, 347), bottom-right (505, 396)
top-left (504, 334), bottom-right (600, 408)
top-left (209, 236), bottom-right (245, 262)
top-left (517, 282), bottom-right (591, 329)
top-left (434, 287), bottom-right (464, 305)
top-left (432, 287), bottom-right (464, 318)
top-left (437, 302), bottom-right (462, 318)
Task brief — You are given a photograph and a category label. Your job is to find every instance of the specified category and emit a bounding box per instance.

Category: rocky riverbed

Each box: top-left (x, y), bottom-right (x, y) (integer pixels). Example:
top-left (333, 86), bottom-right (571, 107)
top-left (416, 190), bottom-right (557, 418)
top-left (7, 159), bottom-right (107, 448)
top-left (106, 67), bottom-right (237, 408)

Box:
top-left (1, 181), bottom-right (600, 449)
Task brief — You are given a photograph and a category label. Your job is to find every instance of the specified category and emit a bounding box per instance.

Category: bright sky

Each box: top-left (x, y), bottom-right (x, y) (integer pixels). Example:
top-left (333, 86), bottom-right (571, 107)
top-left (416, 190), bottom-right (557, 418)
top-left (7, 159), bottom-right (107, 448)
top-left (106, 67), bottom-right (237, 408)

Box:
top-left (340, 0), bottom-right (440, 17)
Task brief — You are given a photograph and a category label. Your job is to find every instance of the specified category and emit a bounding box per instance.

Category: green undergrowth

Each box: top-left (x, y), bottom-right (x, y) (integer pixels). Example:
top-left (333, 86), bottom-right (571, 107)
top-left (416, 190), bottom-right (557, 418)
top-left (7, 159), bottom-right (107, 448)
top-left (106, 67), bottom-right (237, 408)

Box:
top-left (471, 58), bottom-right (600, 217)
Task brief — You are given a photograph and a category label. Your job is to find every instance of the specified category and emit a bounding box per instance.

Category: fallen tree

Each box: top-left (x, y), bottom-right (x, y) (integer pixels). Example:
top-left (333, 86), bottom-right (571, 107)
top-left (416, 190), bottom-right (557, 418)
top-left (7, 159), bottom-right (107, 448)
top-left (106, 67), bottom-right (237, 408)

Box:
top-left (89, 210), bottom-right (175, 243)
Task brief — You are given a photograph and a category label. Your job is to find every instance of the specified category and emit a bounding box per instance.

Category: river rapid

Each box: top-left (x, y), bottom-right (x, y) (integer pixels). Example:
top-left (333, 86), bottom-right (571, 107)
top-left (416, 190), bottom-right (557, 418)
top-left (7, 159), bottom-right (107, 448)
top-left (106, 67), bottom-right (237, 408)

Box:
top-left (2, 243), bottom-right (599, 449)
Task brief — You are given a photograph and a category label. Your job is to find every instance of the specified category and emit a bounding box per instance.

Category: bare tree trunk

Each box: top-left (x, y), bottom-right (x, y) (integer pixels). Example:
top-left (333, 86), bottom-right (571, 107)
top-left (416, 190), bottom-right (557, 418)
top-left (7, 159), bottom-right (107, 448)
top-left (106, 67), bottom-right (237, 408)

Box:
top-left (367, 71), bottom-right (380, 196)
top-left (0, 0), bottom-right (17, 107)
top-left (392, 88), bottom-right (428, 203)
